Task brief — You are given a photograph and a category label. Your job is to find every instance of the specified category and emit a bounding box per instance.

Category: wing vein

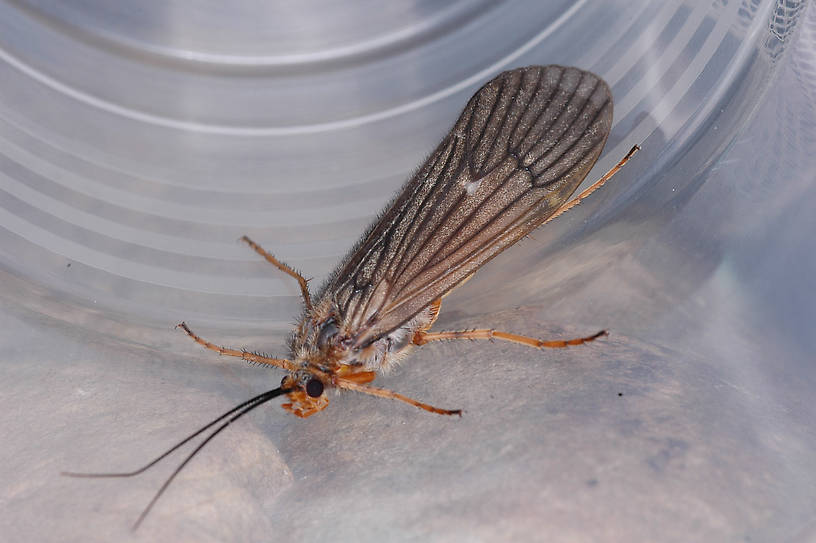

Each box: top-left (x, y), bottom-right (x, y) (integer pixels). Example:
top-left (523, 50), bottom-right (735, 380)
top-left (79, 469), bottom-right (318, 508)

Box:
top-left (387, 135), bottom-right (466, 286)
top-left (314, 66), bottom-right (613, 348)
top-left (531, 77), bottom-right (604, 181)
top-left (470, 76), bottom-right (507, 173)
top-left (389, 75), bottom-right (609, 307)
top-left (410, 164), bottom-right (520, 283)
top-left (512, 67), bottom-right (563, 157)
top-left (522, 70), bottom-right (588, 169)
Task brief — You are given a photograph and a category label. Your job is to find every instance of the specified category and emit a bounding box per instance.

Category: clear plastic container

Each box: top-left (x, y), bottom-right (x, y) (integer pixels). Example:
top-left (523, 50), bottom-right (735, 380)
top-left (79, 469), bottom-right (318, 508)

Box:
top-left (1, 1), bottom-right (814, 541)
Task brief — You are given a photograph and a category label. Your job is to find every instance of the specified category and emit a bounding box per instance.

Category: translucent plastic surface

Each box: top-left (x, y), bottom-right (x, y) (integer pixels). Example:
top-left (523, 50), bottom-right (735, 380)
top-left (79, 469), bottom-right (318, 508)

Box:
top-left (1, 1), bottom-right (814, 541)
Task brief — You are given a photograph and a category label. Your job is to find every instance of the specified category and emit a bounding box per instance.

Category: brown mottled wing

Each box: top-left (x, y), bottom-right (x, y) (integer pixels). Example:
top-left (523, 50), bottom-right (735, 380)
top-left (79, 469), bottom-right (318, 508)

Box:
top-left (319, 65), bottom-right (613, 347)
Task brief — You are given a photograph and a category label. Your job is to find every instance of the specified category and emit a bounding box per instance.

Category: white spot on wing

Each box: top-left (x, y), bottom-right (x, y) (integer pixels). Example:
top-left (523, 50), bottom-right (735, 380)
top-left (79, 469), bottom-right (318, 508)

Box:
top-left (465, 178), bottom-right (482, 195)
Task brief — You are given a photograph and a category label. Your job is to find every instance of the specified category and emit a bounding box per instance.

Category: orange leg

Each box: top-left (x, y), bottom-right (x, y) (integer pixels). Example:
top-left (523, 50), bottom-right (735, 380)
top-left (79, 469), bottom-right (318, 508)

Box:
top-left (335, 378), bottom-right (461, 416)
top-left (335, 367), bottom-right (378, 384)
top-left (544, 144), bottom-right (639, 225)
top-left (176, 322), bottom-right (299, 372)
top-left (413, 328), bottom-right (607, 349)
top-left (240, 235), bottom-right (313, 312)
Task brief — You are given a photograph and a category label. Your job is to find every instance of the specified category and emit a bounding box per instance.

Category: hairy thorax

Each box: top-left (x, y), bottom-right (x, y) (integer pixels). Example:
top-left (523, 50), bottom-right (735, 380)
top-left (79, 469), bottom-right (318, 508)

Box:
top-left (290, 297), bottom-right (439, 375)
top-left (278, 297), bottom-right (440, 417)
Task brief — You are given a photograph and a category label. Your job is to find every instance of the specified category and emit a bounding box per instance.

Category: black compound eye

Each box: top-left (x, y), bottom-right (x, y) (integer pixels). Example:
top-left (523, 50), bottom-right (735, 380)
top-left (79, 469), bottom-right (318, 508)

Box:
top-left (317, 318), bottom-right (339, 349)
top-left (305, 378), bottom-right (324, 398)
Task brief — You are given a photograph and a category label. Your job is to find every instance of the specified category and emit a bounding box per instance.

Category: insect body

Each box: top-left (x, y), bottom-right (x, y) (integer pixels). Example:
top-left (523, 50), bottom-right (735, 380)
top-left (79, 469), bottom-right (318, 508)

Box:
top-left (181, 64), bottom-right (635, 417)
top-left (65, 65), bottom-right (638, 527)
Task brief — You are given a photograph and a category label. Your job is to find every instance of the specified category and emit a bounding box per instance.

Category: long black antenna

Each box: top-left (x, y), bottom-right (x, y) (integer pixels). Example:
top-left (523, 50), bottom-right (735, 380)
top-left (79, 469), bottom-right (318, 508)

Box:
top-left (63, 387), bottom-right (291, 530)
